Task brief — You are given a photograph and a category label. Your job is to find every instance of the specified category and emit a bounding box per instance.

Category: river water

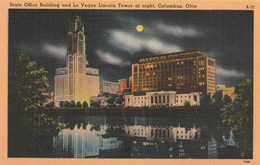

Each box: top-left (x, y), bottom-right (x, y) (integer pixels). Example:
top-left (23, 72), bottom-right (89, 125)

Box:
top-left (51, 115), bottom-right (240, 159)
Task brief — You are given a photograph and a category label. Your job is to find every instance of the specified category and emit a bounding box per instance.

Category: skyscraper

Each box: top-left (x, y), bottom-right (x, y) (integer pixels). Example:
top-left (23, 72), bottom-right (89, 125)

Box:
top-left (132, 51), bottom-right (216, 95)
top-left (54, 16), bottom-right (100, 105)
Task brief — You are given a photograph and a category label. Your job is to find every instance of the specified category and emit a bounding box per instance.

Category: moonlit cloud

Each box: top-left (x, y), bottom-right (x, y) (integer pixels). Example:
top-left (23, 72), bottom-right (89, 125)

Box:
top-left (108, 30), bottom-right (182, 54)
top-left (156, 23), bottom-right (201, 37)
top-left (96, 50), bottom-right (130, 67)
top-left (41, 44), bottom-right (66, 59)
top-left (216, 66), bottom-right (246, 78)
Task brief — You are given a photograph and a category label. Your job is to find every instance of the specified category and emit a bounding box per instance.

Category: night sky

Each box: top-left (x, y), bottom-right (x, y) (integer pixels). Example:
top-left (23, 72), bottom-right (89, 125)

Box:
top-left (9, 10), bottom-right (253, 91)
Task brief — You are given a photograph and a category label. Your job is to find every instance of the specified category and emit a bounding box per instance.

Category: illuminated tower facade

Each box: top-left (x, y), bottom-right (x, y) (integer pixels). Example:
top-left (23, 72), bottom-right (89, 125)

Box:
top-left (67, 16), bottom-right (87, 102)
top-left (54, 16), bottom-right (100, 105)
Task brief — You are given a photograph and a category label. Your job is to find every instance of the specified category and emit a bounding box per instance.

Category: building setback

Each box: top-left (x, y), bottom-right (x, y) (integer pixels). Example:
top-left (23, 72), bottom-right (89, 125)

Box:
top-left (54, 16), bottom-right (100, 105)
top-left (132, 51), bottom-right (216, 96)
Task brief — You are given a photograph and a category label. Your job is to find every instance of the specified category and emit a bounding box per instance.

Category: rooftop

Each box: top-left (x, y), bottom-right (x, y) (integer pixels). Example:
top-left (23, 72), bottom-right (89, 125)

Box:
top-left (139, 51), bottom-right (214, 63)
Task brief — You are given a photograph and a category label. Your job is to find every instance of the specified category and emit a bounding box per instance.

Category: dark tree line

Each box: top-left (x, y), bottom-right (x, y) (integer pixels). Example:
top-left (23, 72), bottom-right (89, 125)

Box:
top-left (200, 91), bottom-right (232, 107)
top-left (8, 54), bottom-right (65, 157)
top-left (199, 80), bottom-right (253, 158)
top-left (220, 79), bottom-right (253, 158)
top-left (59, 101), bottom-right (88, 108)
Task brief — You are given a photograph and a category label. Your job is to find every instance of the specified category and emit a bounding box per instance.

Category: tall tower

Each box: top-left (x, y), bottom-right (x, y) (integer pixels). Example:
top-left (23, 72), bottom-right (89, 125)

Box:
top-left (54, 16), bottom-right (100, 106)
top-left (66, 16), bottom-right (87, 102)
top-left (66, 16), bottom-right (86, 100)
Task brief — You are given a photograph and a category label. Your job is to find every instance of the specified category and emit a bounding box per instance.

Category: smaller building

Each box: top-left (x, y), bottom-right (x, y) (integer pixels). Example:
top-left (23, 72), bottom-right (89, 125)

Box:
top-left (118, 78), bottom-right (132, 96)
top-left (124, 91), bottom-right (201, 107)
top-left (216, 85), bottom-right (236, 100)
top-left (100, 81), bottom-right (119, 95)
top-left (118, 79), bottom-right (128, 92)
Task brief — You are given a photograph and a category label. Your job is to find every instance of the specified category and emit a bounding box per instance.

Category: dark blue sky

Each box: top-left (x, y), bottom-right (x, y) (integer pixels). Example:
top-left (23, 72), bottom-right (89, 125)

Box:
top-left (9, 10), bottom-right (253, 91)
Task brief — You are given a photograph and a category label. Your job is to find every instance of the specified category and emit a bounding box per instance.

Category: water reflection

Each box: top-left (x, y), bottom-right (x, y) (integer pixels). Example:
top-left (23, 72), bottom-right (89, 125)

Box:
top-left (53, 124), bottom-right (123, 158)
top-left (124, 125), bottom-right (200, 142)
top-left (52, 116), bottom-right (240, 159)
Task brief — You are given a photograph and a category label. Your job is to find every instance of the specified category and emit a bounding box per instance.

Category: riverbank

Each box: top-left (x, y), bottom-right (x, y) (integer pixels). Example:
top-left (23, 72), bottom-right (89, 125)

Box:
top-left (43, 106), bottom-right (220, 117)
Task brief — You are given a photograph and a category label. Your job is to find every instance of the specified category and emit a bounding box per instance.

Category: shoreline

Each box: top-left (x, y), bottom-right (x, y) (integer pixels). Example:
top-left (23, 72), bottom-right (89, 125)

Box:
top-left (43, 106), bottom-right (221, 117)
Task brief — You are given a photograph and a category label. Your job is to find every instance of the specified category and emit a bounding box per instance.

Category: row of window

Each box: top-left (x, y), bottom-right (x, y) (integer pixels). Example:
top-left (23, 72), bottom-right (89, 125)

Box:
top-left (139, 61), bottom-right (197, 72)
top-left (139, 55), bottom-right (198, 63)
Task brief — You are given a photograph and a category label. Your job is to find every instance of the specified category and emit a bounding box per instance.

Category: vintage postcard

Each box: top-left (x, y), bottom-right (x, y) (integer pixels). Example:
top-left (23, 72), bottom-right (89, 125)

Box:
top-left (0, 0), bottom-right (259, 164)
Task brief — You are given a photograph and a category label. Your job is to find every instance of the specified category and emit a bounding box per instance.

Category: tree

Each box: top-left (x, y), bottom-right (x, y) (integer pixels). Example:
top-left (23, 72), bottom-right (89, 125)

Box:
top-left (184, 101), bottom-right (190, 106)
top-left (106, 96), bottom-right (115, 106)
top-left (212, 91), bottom-right (223, 107)
top-left (223, 94), bottom-right (232, 105)
top-left (221, 79), bottom-right (253, 158)
top-left (9, 54), bottom-right (49, 112)
top-left (64, 101), bottom-right (70, 109)
top-left (45, 103), bottom-right (50, 109)
top-left (200, 93), bottom-right (211, 107)
top-left (76, 101), bottom-right (82, 108)
top-left (96, 101), bottom-right (101, 108)
top-left (59, 101), bottom-right (64, 108)
top-left (49, 101), bottom-right (55, 109)
top-left (115, 97), bottom-right (123, 105)
top-left (69, 100), bottom-right (76, 108)
top-left (102, 126), bottom-right (125, 139)
top-left (45, 102), bottom-right (55, 109)
top-left (90, 100), bottom-right (101, 108)
top-left (90, 100), bottom-right (95, 108)
top-left (82, 101), bottom-right (88, 108)
top-left (8, 54), bottom-right (64, 157)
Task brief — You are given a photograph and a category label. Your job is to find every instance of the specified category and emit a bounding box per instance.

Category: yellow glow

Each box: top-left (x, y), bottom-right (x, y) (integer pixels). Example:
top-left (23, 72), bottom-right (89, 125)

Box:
top-left (136, 25), bottom-right (144, 32)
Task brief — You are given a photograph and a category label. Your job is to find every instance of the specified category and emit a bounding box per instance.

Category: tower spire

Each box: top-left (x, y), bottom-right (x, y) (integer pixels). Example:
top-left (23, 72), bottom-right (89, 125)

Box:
top-left (67, 15), bottom-right (85, 56)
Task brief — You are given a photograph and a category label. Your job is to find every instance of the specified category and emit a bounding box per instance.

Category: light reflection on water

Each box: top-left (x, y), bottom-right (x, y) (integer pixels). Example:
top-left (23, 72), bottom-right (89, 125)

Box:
top-left (52, 116), bottom-right (239, 159)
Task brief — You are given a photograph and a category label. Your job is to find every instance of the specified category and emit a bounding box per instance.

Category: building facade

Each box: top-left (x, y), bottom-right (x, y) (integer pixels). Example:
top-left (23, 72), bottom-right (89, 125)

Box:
top-left (54, 16), bottom-right (100, 105)
top-left (100, 81), bottom-right (119, 95)
top-left (118, 79), bottom-right (128, 92)
top-left (124, 91), bottom-right (201, 107)
top-left (132, 51), bottom-right (216, 96)
top-left (216, 85), bottom-right (236, 100)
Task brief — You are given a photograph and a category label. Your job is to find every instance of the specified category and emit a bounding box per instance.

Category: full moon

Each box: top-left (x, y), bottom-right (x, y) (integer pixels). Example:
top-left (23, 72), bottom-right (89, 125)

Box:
top-left (136, 25), bottom-right (144, 32)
